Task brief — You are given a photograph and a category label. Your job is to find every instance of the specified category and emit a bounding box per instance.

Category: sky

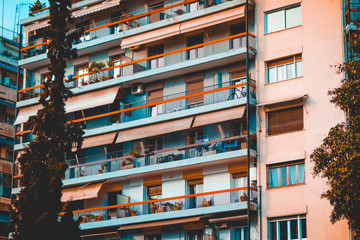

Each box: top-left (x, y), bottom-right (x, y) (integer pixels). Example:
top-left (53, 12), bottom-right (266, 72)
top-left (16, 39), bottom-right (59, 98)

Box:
top-left (1, 0), bottom-right (35, 33)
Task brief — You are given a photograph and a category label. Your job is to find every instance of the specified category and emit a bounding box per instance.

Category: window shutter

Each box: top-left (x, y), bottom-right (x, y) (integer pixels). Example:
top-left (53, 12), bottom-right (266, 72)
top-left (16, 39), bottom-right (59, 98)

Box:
top-left (267, 56), bottom-right (294, 68)
top-left (143, 175), bottom-right (162, 186)
top-left (268, 106), bottom-right (303, 135)
top-left (148, 185), bottom-right (162, 196)
top-left (231, 71), bottom-right (246, 80)
top-left (148, 89), bottom-right (163, 104)
top-left (187, 80), bottom-right (204, 104)
top-left (183, 169), bottom-right (203, 180)
top-left (228, 162), bottom-right (247, 174)
top-left (187, 179), bottom-right (203, 185)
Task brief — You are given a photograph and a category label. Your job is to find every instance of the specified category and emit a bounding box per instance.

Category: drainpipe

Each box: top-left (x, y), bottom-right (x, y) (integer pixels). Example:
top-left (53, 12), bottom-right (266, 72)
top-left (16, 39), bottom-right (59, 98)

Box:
top-left (245, 0), bottom-right (251, 239)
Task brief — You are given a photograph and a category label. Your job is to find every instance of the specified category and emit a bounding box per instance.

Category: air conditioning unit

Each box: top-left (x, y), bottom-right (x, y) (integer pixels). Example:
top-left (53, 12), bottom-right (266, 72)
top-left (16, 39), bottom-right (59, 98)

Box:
top-left (215, 222), bottom-right (228, 229)
top-left (131, 84), bottom-right (144, 95)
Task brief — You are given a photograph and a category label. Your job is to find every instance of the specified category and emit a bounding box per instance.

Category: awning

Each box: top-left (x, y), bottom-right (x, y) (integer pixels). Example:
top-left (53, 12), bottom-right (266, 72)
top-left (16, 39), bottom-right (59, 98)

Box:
top-left (81, 132), bottom-right (116, 149)
top-left (257, 94), bottom-right (308, 108)
top-left (72, 0), bottom-right (121, 18)
top-left (13, 104), bottom-right (41, 125)
top-left (23, 19), bottom-right (49, 33)
top-left (119, 216), bottom-right (202, 231)
top-left (14, 86), bottom-right (120, 125)
top-left (180, 6), bottom-right (245, 34)
top-left (120, 6), bottom-right (245, 49)
top-left (121, 24), bottom-right (181, 49)
top-left (61, 182), bottom-right (103, 202)
top-left (192, 106), bottom-right (246, 128)
top-left (65, 86), bottom-right (120, 113)
top-left (115, 117), bottom-right (193, 143)
top-left (208, 215), bottom-right (247, 223)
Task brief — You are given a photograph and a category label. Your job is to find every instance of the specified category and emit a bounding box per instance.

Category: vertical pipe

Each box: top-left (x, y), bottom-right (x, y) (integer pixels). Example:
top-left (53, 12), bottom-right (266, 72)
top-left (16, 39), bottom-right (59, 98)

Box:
top-left (245, 0), bottom-right (251, 239)
top-left (1, 0), bottom-right (4, 37)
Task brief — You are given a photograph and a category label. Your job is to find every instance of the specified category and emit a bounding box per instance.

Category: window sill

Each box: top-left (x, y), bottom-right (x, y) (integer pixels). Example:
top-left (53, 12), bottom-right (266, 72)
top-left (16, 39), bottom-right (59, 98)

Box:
top-left (267, 182), bottom-right (306, 190)
top-left (264, 25), bottom-right (302, 36)
top-left (266, 128), bottom-right (305, 137)
top-left (265, 76), bottom-right (303, 85)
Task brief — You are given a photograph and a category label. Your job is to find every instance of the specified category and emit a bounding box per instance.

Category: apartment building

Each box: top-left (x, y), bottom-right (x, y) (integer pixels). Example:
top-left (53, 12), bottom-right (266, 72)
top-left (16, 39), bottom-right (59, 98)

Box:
top-left (12, 0), bottom-right (351, 239)
top-left (0, 27), bottom-right (21, 239)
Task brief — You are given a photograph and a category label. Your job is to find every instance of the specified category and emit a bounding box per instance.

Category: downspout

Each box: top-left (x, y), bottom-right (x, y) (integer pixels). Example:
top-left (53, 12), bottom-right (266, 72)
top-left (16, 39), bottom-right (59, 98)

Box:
top-left (245, 0), bottom-right (251, 239)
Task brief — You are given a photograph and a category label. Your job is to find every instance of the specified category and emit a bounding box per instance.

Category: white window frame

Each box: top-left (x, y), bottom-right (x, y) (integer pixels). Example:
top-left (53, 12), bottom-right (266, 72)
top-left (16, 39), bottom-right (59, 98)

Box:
top-left (267, 57), bottom-right (302, 83)
top-left (269, 216), bottom-right (307, 240)
top-left (265, 5), bottom-right (301, 34)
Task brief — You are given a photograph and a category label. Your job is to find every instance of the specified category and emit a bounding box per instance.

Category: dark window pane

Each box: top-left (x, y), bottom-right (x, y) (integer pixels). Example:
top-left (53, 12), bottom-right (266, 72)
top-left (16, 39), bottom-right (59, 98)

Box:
top-left (290, 219), bottom-right (298, 239)
top-left (279, 220), bottom-right (287, 240)
top-left (301, 219), bottom-right (307, 238)
top-left (270, 222), bottom-right (277, 240)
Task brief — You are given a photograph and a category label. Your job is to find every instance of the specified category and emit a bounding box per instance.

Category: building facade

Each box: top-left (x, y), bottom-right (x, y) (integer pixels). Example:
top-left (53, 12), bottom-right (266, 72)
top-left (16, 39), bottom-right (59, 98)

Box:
top-left (0, 27), bottom-right (21, 239)
top-left (12, 0), bottom-right (350, 239)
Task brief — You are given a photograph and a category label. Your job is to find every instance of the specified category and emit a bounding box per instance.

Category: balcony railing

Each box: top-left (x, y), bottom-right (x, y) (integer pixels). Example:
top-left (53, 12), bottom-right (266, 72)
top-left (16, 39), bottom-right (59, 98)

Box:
top-left (22, 0), bottom-right (233, 55)
top-left (58, 187), bottom-right (257, 224)
top-left (345, 3), bottom-right (360, 26)
top-left (0, 27), bottom-right (20, 44)
top-left (18, 32), bottom-right (255, 100)
top-left (0, 122), bottom-right (15, 139)
top-left (15, 79), bottom-right (256, 143)
top-left (64, 134), bottom-right (254, 180)
top-left (13, 133), bottom-right (256, 186)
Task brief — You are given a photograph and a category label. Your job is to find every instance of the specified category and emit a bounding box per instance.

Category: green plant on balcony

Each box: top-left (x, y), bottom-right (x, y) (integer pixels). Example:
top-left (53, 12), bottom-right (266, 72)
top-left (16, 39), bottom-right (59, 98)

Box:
top-left (29, 0), bottom-right (46, 13)
top-left (88, 61), bottom-right (105, 82)
top-left (1, 50), bottom-right (11, 58)
top-left (176, 8), bottom-right (183, 15)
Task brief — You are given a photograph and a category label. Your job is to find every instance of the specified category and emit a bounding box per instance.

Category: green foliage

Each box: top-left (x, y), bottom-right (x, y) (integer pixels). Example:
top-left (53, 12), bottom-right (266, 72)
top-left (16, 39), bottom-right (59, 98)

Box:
top-left (29, 0), bottom-right (46, 12)
top-left (311, 21), bottom-right (360, 239)
top-left (10, 0), bottom-right (84, 239)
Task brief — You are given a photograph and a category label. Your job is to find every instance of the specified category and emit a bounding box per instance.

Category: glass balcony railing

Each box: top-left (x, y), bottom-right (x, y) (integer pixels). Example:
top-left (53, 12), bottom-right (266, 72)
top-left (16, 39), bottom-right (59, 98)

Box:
top-left (15, 79), bottom-right (256, 144)
top-left (13, 133), bottom-right (256, 185)
top-left (22, 0), bottom-right (233, 56)
top-left (61, 187), bottom-right (257, 224)
top-left (65, 135), bottom-right (255, 180)
top-left (18, 33), bottom-right (255, 100)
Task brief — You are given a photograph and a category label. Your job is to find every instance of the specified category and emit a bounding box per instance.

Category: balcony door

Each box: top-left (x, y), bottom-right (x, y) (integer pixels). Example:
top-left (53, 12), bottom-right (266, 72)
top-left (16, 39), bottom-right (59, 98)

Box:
top-left (230, 23), bottom-right (246, 49)
top-left (187, 179), bottom-right (203, 209)
top-left (148, 44), bottom-right (164, 69)
top-left (187, 34), bottom-right (204, 60)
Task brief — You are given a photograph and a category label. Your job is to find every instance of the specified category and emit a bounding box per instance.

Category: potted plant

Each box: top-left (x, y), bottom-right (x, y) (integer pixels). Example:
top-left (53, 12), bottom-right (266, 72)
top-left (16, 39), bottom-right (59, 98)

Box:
top-left (150, 202), bottom-right (157, 214)
top-left (89, 60), bottom-right (106, 82)
top-left (176, 9), bottom-right (183, 15)
top-left (240, 192), bottom-right (247, 202)
top-left (121, 158), bottom-right (134, 169)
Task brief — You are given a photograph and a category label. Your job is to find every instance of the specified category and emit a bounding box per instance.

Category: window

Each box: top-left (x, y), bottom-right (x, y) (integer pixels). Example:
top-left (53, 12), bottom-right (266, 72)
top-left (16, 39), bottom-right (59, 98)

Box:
top-left (149, 0), bottom-right (164, 23)
top-left (76, 64), bottom-right (89, 87)
top-left (76, 20), bottom-right (91, 42)
top-left (0, 173), bottom-right (12, 198)
top-left (187, 79), bottom-right (204, 107)
top-left (187, 34), bottom-right (204, 60)
top-left (187, 178), bottom-right (203, 208)
top-left (145, 234), bottom-right (161, 240)
top-left (148, 44), bottom-right (164, 69)
top-left (148, 185), bottom-right (162, 199)
top-left (233, 227), bottom-right (248, 240)
top-left (267, 55), bottom-right (302, 83)
top-left (268, 161), bottom-right (305, 188)
top-left (265, 5), bottom-right (301, 33)
top-left (267, 106), bottom-right (303, 135)
top-left (231, 23), bottom-right (246, 49)
top-left (186, 128), bottom-right (204, 144)
top-left (269, 216), bottom-right (307, 240)
top-left (111, 55), bottom-right (122, 78)
top-left (186, 230), bottom-right (203, 240)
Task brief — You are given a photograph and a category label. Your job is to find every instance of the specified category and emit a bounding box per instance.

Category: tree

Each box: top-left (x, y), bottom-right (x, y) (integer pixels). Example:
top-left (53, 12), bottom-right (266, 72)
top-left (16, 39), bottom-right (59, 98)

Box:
top-left (311, 22), bottom-right (360, 239)
top-left (10, 0), bottom-right (84, 239)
